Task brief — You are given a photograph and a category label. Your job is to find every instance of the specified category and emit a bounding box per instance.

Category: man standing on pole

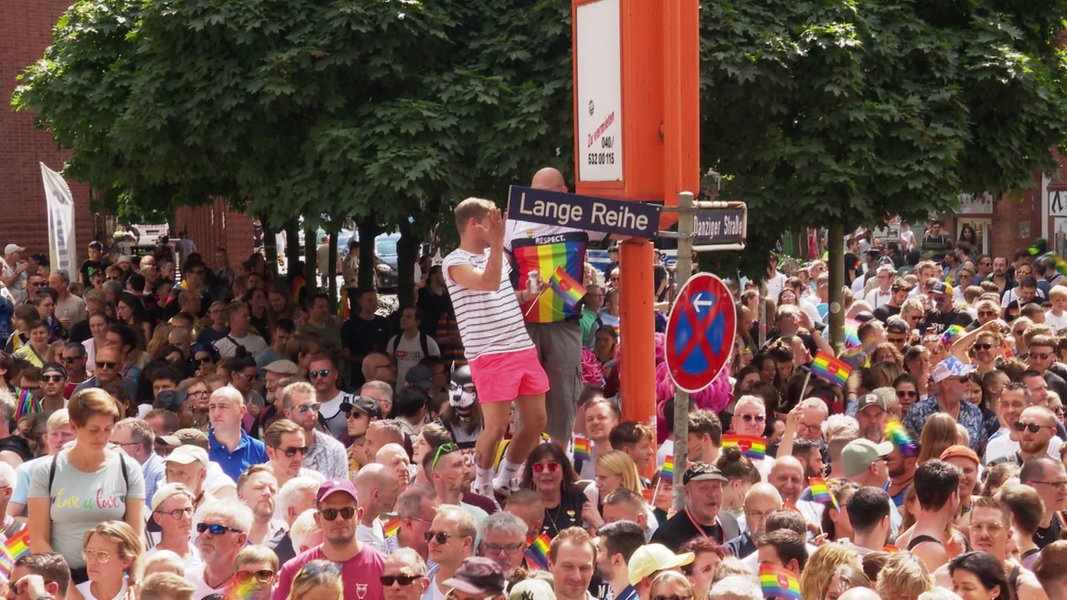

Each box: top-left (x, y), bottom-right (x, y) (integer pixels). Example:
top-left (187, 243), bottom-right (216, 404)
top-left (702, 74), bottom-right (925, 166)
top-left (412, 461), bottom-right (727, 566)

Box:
top-left (504, 167), bottom-right (592, 449)
top-left (443, 198), bottom-right (549, 497)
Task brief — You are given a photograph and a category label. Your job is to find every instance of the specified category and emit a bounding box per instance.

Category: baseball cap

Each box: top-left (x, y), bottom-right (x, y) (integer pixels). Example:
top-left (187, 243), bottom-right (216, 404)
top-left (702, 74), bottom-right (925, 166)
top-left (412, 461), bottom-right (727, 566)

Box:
top-left (509, 579), bottom-right (554, 600)
top-left (405, 364), bottom-right (434, 393)
top-left (3, 244), bottom-right (24, 257)
top-left (856, 388), bottom-right (894, 413)
top-left (264, 359), bottom-right (299, 376)
top-left (171, 428), bottom-right (209, 449)
top-left (116, 254), bottom-right (132, 264)
top-left (940, 444), bottom-right (979, 465)
top-left (931, 281), bottom-right (953, 296)
top-left (162, 445), bottom-right (208, 467)
top-left (342, 396), bottom-right (382, 420)
top-left (682, 462), bottom-right (727, 485)
top-left (150, 482), bottom-right (194, 512)
top-left (841, 438), bottom-right (894, 477)
top-left (627, 544), bottom-right (695, 585)
top-left (316, 478), bottom-right (358, 505)
top-left (931, 356), bottom-right (976, 384)
top-left (442, 557), bottom-right (506, 596)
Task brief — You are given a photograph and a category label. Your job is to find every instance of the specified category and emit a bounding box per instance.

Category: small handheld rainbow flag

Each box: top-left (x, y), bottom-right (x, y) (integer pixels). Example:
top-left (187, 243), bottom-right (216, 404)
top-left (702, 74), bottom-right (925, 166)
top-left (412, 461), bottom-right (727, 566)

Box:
top-left (0, 544), bottom-right (11, 579)
top-left (759, 563), bottom-right (801, 600)
top-left (883, 544), bottom-right (900, 554)
top-left (721, 434), bottom-right (766, 460)
top-left (809, 477), bottom-right (839, 511)
top-left (573, 436), bottom-right (591, 461)
top-left (381, 516), bottom-right (402, 538)
top-left (548, 265), bottom-right (587, 308)
top-left (844, 318), bottom-right (862, 347)
top-left (885, 420), bottom-right (918, 457)
top-left (5, 528), bottom-right (29, 562)
top-left (811, 351), bottom-right (851, 387)
top-left (661, 455), bottom-right (675, 483)
top-left (525, 532), bottom-right (551, 570)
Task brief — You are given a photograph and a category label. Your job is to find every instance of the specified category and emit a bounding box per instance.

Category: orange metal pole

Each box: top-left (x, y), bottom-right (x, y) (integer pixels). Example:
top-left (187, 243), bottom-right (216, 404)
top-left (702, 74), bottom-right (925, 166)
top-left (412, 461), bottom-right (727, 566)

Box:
top-left (619, 241), bottom-right (655, 422)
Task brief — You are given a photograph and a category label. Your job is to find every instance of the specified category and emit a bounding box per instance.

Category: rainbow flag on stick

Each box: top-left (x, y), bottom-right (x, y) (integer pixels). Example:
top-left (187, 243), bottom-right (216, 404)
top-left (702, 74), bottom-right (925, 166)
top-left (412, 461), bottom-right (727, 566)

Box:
top-left (759, 563), bottom-right (801, 600)
top-left (548, 265), bottom-right (587, 308)
top-left (941, 325), bottom-right (965, 347)
top-left (381, 516), bottom-right (402, 538)
top-left (573, 436), bottom-right (591, 461)
top-left (809, 477), bottom-right (839, 511)
top-left (525, 533), bottom-right (551, 570)
top-left (721, 434), bottom-right (766, 460)
top-left (5, 528), bottom-right (29, 562)
top-left (811, 351), bottom-right (851, 387)
top-left (661, 455), bottom-right (675, 483)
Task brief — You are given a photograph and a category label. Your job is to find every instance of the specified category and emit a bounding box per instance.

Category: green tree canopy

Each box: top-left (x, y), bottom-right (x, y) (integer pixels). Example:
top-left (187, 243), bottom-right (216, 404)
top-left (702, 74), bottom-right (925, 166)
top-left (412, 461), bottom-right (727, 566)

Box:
top-left (698, 1), bottom-right (1067, 278)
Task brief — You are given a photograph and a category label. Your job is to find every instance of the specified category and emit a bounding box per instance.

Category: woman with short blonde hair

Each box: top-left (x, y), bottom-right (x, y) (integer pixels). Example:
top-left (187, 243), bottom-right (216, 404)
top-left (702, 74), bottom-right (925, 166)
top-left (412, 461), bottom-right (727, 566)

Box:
top-left (78, 520), bottom-right (143, 600)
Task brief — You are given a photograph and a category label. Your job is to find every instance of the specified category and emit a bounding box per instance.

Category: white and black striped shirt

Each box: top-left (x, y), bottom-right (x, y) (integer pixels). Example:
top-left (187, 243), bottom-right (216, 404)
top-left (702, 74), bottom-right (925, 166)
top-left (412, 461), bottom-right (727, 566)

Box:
top-left (442, 248), bottom-right (533, 360)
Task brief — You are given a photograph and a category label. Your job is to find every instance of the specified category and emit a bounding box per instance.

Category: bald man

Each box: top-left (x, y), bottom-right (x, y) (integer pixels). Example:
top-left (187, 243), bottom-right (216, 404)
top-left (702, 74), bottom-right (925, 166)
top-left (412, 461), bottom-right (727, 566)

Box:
top-left (724, 483), bottom-right (783, 560)
top-left (354, 463), bottom-right (402, 544)
top-left (375, 443), bottom-right (412, 488)
top-left (503, 167), bottom-right (603, 460)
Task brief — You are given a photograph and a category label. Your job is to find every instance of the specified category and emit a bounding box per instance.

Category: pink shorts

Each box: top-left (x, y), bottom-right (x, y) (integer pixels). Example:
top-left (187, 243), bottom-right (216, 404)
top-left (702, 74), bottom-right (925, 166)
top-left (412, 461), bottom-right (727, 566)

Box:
top-left (469, 347), bottom-right (550, 402)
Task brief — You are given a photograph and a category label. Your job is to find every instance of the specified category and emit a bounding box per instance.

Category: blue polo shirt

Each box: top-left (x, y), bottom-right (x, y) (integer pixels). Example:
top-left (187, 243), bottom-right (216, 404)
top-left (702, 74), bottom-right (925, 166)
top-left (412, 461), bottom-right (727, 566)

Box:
top-left (208, 428), bottom-right (268, 481)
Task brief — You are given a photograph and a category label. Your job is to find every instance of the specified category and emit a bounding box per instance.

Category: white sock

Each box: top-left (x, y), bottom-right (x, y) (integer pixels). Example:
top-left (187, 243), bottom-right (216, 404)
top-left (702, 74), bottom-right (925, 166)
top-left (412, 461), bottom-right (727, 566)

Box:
top-left (476, 467), bottom-right (494, 487)
top-left (495, 459), bottom-right (522, 483)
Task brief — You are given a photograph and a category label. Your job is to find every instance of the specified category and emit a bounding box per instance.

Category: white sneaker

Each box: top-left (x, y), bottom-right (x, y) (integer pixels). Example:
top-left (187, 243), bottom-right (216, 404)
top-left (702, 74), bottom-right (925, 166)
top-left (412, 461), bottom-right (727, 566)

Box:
top-left (492, 475), bottom-right (521, 499)
top-left (472, 480), bottom-right (494, 497)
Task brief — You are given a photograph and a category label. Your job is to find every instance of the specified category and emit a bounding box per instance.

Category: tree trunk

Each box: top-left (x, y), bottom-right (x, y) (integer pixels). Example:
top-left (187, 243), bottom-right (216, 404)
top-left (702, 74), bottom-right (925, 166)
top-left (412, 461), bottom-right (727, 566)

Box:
top-left (328, 231), bottom-right (338, 311)
top-left (397, 221), bottom-right (420, 307)
top-left (263, 222), bottom-right (279, 280)
top-left (357, 218), bottom-right (379, 290)
top-left (303, 226), bottom-right (316, 292)
top-left (828, 223), bottom-right (845, 352)
top-left (284, 221), bottom-right (300, 274)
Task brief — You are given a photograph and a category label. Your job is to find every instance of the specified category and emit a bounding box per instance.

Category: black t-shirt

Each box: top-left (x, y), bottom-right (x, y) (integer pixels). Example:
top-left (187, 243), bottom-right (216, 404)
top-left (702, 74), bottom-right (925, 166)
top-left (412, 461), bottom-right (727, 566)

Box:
top-left (872, 304), bottom-right (901, 323)
top-left (339, 315), bottom-right (393, 386)
top-left (79, 259), bottom-right (106, 287)
top-left (653, 265), bottom-right (668, 300)
top-left (650, 509), bottom-right (740, 551)
top-left (1034, 514), bottom-right (1063, 550)
top-left (542, 488), bottom-right (586, 539)
top-left (416, 288), bottom-right (452, 338)
top-left (921, 309), bottom-right (972, 334)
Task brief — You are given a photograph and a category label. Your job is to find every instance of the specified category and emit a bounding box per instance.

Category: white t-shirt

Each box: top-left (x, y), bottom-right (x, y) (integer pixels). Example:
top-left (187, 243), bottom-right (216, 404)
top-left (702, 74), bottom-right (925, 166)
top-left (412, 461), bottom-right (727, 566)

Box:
top-left (188, 564), bottom-right (227, 600)
top-left (442, 247), bottom-right (533, 361)
top-left (1047, 310), bottom-right (1067, 334)
top-left (865, 287), bottom-right (892, 310)
top-left (387, 332), bottom-right (440, 384)
top-left (76, 577), bottom-right (129, 600)
top-left (212, 332), bottom-right (268, 358)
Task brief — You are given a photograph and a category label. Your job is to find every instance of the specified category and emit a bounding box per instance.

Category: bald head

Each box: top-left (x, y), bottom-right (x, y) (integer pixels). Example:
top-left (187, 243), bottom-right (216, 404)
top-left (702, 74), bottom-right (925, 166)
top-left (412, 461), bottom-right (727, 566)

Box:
top-left (838, 588), bottom-right (881, 600)
top-left (745, 482), bottom-right (783, 506)
top-left (354, 463), bottom-right (390, 492)
top-left (376, 442), bottom-right (412, 487)
top-left (531, 167), bottom-right (566, 191)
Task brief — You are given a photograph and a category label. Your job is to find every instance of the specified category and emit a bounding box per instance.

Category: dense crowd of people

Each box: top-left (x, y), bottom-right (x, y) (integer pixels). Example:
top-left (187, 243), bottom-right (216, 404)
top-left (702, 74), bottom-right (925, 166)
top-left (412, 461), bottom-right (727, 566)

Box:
top-left (1, 168), bottom-right (1067, 600)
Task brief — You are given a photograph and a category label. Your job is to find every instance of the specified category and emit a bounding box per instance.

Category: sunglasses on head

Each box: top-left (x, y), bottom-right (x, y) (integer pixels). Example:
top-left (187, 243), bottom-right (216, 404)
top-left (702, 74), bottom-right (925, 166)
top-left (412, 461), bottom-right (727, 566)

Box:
top-left (424, 530), bottom-right (455, 544)
top-left (431, 443), bottom-right (459, 471)
top-left (319, 506), bottom-right (357, 521)
top-left (196, 522), bottom-right (237, 535)
top-left (309, 369), bottom-right (331, 379)
top-left (380, 575), bottom-right (423, 586)
top-left (533, 462), bottom-right (560, 473)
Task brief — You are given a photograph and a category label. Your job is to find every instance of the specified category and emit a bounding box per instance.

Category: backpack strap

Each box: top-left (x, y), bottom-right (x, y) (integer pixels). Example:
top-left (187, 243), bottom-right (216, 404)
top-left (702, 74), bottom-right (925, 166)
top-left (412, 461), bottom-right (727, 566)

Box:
top-left (47, 452), bottom-right (59, 496)
top-left (419, 332), bottom-right (430, 357)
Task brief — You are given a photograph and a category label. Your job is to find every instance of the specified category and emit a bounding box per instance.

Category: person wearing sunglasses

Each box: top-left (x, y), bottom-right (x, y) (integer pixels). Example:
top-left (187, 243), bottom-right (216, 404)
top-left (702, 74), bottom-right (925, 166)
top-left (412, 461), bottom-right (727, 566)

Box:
top-left (274, 478), bottom-right (388, 600)
top-left (263, 418), bottom-right (313, 489)
top-left (1025, 334), bottom-right (1067, 402)
top-left (189, 500), bottom-right (252, 599)
top-left (382, 548), bottom-right (429, 600)
top-left (58, 342), bottom-right (88, 393)
top-left (36, 362), bottom-right (67, 414)
top-left (425, 505), bottom-right (477, 600)
top-left (222, 545), bottom-right (278, 600)
top-left (72, 345), bottom-right (137, 401)
top-left (520, 443), bottom-right (585, 538)
top-left (902, 357), bottom-right (988, 454)
top-left (280, 381), bottom-right (347, 480)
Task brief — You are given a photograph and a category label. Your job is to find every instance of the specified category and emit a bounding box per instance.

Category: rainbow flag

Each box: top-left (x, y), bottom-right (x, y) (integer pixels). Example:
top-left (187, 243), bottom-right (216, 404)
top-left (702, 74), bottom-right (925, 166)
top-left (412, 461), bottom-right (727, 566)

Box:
top-left (548, 265), bottom-right (586, 308)
top-left (511, 235), bottom-right (587, 323)
top-left (1041, 252), bottom-right (1067, 276)
top-left (884, 544), bottom-right (900, 554)
top-left (885, 420), bottom-right (917, 457)
top-left (759, 563), bottom-right (801, 600)
top-left (844, 318), bottom-right (861, 347)
top-left (661, 455), bottom-right (675, 483)
top-left (0, 544), bottom-right (11, 579)
top-left (809, 477), bottom-right (831, 503)
top-left (811, 351), bottom-right (851, 387)
top-left (721, 434), bottom-right (766, 460)
top-left (381, 516), bottom-right (402, 538)
top-left (6, 528), bottom-right (29, 561)
top-left (525, 532), bottom-right (551, 570)
top-left (573, 436), bottom-right (591, 461)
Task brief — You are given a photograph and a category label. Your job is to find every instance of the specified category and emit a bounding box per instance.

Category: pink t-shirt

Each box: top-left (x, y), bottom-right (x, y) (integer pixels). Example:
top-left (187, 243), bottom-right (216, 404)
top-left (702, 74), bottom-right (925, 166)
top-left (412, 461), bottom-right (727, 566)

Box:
top-left (272, 544), bottom-right (386, 600)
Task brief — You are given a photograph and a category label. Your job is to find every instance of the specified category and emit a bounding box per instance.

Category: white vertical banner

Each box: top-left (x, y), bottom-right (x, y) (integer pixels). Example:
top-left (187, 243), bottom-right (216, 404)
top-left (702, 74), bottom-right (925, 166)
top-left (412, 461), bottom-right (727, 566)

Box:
top-left (40, 163), bottom-right (78, 282)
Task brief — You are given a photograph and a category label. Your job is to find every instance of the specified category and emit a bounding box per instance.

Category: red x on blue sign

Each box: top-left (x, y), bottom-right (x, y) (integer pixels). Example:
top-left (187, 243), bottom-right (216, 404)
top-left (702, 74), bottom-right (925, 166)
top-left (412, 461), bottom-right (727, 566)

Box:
top-left (665, 273), bottom-right (736, 393)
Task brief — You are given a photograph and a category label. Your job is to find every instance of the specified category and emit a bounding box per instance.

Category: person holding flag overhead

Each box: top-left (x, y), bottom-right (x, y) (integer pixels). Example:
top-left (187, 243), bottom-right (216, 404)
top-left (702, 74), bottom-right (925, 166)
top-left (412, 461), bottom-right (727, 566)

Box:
top-left (504, 167), bottom-right (603, 452)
